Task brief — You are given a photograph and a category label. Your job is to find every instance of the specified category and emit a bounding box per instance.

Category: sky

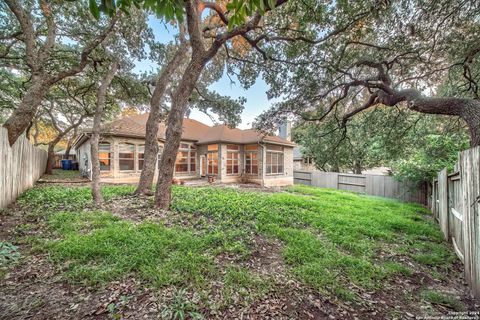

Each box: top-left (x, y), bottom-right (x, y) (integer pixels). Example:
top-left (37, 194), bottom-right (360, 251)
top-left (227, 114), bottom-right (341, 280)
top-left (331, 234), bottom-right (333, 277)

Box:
top-left (132, 16), bottom-right (273, 130)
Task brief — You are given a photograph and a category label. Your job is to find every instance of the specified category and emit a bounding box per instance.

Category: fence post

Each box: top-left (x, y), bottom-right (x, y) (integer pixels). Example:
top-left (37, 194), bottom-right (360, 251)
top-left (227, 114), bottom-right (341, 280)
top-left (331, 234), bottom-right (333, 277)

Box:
top-left (438, 168), bottom-right (449, 240)
top-left (460, 146), bottom-right (480, 299)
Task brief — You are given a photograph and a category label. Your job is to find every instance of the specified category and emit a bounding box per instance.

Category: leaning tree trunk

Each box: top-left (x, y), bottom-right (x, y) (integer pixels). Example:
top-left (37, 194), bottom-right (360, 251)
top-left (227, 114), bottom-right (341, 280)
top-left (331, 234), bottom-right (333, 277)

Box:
top-left (153, 0), bottom-right (265, 208)
top-left (64, 144), bottom-right (72, 160)
top-left (136, 42), bottom-right (188, 196)
top-left (45, 143), bottom-right (56, 175)
top-left (408, 96), bottom-right (480, 147)
top-left (91, 61), bottom-right (118, 206)
top-left (379, 89), bottom-right (480, 147)
top-left (154, 57), bottom-right (207, 209)
top-left (65, 127), bottom-right (77, 159)
top-left (3, 77), bottom-right (46, 146)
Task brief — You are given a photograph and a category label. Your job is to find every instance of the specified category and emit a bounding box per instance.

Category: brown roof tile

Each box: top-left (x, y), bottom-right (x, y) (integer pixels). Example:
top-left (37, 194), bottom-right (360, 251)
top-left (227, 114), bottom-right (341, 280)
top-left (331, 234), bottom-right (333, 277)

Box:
top-left (99, 113), bottom-right (295, 146)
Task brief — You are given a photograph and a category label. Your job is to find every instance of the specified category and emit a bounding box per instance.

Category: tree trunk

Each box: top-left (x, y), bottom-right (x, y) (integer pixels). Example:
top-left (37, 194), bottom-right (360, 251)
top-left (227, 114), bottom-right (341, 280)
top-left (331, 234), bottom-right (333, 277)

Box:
top-left (153, 0), bottom-right (265, 209)
top-left (65, 127), bottom-right (79, 159)
top-left (136, 42), bottom-right (188, 196)
top-left (379, 89), bottom-right (480, 147)
top-left (408, 97), bottom-right (480, 147)
top-left (3, 76), bottom-right (46, 146)
top-left (64, 144), bottom-right (72, 160)
top-left (463, 106), bottom-right (480, 147)
top-left (154, 57), bottom-right (207, 209)
top-left (353, 162), bottom-right (362, 174)
top-left (45, 143), bottom-right (56, 175)
top-left (91, 61), bottom-right (118, 206)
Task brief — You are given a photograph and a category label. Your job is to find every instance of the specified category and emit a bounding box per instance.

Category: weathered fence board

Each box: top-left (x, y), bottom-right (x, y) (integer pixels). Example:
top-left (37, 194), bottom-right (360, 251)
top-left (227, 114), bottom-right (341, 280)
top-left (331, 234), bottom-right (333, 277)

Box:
top-left (438, 168), bottom-right (449, 240)
top-left (0, 126), bottom-right (47, 209)
top-left (460, 147), bottom-right (480, 299)
top-left (429, 146), bottom-right (480, 300)
top-left (294, 170), bottom-right (427, 204)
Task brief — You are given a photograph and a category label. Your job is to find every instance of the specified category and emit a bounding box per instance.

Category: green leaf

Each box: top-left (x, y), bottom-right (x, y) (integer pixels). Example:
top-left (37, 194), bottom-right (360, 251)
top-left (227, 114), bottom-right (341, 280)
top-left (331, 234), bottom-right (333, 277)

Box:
top-left (165, 4), bottom-right (174, 20)
top-left (89, 0), bottom-right (100, 19)
top-left (267, 0), bottom-right (276, 10)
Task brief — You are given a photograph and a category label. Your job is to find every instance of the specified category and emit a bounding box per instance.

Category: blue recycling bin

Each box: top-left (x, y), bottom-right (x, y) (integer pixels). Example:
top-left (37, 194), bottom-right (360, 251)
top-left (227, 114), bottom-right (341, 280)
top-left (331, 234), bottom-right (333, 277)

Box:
top-left (61, 159), bottom-right (72, 170)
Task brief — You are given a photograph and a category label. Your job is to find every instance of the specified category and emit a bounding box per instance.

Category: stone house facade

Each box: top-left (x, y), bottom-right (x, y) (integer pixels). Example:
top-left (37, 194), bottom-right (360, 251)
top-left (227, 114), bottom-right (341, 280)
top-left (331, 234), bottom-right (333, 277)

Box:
top-left (73, 114), bottom-right (295, 187)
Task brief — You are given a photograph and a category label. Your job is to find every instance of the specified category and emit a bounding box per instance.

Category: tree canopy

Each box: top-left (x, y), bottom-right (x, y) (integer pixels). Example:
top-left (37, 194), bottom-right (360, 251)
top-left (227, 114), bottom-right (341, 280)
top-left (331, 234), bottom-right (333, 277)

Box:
top-left (293, 106), bottom-right (469, 182)
top-left (244, 0), bottom-right (480, 145)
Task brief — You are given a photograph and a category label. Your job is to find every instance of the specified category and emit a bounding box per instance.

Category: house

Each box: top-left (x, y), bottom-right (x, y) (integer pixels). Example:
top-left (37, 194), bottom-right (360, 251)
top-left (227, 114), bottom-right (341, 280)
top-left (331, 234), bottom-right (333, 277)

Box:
top-left (293, 147), bottom-right (317, 171)
top-left (278, 121), bottom-right (316, 171)
top-left (73, 113), bottom-right (296, 187)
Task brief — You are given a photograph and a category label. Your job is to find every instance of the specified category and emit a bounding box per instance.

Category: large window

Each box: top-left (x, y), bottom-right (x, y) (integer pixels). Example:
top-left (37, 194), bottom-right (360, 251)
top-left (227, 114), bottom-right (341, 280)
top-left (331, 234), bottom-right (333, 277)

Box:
top-left (207, 144), bottom-right (219, 175)
top-left (226, 145), bottom-right (240, 174)
top-left (119, 143), bottom-right (135, 171)
top-left (266, 145), bottom-right (284, 175)
top-left (99, 142), bottom-right (111, 171)
top-left (245, 145), bottom-right (258, 175)
top-left (174, 143), bottom-right (196, 174)
top-left (175, 151), bottom-right (189, 172)
top-left (190, 150), bottom-right (196, 172)
top-left (207, 152), bottom-right (218, 175)
top-left (138, 145), bottom-right (145, 170)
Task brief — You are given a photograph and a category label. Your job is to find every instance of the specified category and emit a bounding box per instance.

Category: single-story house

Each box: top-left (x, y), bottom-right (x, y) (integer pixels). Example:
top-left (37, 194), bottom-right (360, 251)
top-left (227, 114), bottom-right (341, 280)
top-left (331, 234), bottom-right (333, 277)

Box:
top-left (73, 113), bottom-right (296, 187)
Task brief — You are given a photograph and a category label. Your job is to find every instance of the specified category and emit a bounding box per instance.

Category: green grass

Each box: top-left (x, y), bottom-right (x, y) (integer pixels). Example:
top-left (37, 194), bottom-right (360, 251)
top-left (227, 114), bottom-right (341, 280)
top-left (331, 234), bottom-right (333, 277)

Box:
top-left (18, 185), bottom-right (135, 212)
top-left (421, 290), bottom-right (465, 311)
top-left (19, 184), bottom-right (456, 301)
top-left (42, 169), bottom-right (84, 181)
top-left (44, 211), bottom-right (215, 287)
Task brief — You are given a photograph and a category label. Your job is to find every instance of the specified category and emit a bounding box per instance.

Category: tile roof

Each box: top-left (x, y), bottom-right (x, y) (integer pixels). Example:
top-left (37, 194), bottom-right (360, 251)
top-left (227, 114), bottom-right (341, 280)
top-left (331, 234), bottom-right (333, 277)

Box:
top-left (99, 113), bottom-right (295, 146)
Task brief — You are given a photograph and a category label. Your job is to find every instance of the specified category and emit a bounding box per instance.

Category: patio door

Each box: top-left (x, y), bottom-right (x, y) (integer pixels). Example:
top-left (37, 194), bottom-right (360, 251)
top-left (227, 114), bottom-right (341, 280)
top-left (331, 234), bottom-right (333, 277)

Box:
top-left (207, 152), bottom-right (218, 176)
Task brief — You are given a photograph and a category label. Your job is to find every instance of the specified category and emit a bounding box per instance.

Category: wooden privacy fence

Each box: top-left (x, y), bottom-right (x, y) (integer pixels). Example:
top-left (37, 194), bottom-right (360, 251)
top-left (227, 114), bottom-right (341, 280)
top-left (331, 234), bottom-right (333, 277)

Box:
top-left (294, 170), bottom-right (427, 204)
top-left (432, 146), bottom-right (480, 300)
top-left (0, 126), bottom-right (48, 209)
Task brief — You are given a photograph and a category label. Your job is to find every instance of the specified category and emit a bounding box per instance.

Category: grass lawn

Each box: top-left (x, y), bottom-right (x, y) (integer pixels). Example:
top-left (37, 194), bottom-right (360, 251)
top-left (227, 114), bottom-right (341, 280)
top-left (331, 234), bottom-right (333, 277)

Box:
top-left (1, 184), bottom-right (476, 319)
top-left (39, 169), bottom-right (87, 182)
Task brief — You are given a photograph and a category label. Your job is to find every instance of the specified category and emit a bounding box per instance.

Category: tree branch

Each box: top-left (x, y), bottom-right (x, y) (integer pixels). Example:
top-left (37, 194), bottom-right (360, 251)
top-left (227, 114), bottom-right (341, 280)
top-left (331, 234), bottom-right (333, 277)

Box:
top-left (48, 14), bottom-right (119, 85)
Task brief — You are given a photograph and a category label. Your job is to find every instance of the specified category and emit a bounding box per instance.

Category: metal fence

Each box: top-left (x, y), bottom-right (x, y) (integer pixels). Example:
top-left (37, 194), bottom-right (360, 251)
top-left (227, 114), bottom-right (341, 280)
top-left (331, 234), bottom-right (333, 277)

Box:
top-left (293, 170), bottom-right (427, 204)
top-left (0, 126), bottom-right (47, 209)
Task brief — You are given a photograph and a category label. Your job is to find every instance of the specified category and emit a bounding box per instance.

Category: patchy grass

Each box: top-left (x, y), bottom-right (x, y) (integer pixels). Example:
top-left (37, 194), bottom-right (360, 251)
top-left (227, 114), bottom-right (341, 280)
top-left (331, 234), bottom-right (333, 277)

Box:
top-left (44, 211), bottom-right (215, 287)
top-left (18, 185), bottom-right (135, 213)
top-left (17, 184), bottom-right (457, 304)
top-left (222, 266), bottom-right (272, 305)
top-left (421, 290), bottom-right (465, 311)
top-left (170, 185), bottom-right (453, 297)
top-left (41, 169), bottom-right (85, 181)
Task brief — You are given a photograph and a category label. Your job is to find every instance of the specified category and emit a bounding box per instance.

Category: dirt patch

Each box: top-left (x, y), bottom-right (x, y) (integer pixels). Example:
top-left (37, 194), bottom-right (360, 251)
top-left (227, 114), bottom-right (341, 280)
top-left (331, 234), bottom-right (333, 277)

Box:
top-left (105, 194), bottom-right (159, 222)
